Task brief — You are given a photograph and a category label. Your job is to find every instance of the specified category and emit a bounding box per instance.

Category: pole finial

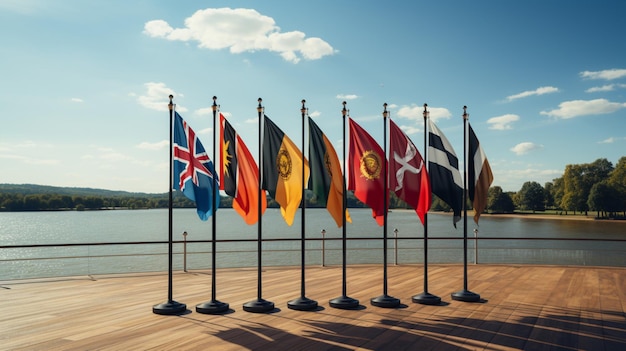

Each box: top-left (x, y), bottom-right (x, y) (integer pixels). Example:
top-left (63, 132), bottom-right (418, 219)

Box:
top-left (212, 96), bottom-right (218, 111)
top-left (463, 105), bottom-right (469, 120)
top-left (423, 103), bottom-right (429, 119)
top-left (168, 95), bottom-right (174, 110)
top-left (257, 98), bottom-right (263, 114)
top-left (301, 99), bottom-right (306, 115)
top-left (382, 103), bottom-right (388, 119)
top-left (342, 101), bottom-right (347, 116)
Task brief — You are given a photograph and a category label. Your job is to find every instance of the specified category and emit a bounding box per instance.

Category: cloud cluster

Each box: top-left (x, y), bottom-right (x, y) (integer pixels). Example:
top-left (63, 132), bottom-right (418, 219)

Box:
top-left (144, 8), bottom-right (335, 64)
top-left (510, 142), bottom-right (543, 155)
top-left (580, 68), bottom-right (626, 80)
top-left (540, 99), bottom-right (626, 119)
top-left (136, 82), bottom-right (187, 112)
top-left (487, 114), bottom-right (519, 130)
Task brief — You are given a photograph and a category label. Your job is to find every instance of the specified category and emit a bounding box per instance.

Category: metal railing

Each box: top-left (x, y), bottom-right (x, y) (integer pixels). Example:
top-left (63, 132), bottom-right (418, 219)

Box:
top-left (2, 235), bottom-right (626, 281)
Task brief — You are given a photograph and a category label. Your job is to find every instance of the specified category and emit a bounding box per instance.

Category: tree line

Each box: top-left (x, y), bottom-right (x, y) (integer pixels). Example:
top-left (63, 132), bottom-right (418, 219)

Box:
top-left (486, 156), bottom-right (626, 219)
top-left (1, 156), bottom-right (624, 218)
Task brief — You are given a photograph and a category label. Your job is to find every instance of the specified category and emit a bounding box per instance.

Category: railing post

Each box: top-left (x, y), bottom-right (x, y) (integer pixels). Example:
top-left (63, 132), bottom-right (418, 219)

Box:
top-left (473, 228), bottom-right (478, 264)
top-left (394, 228), bottom-right (399, 265)
top-left (321, 229), bottom-right (326, 267)
top-left (182, 231), bottom-right (188, 272)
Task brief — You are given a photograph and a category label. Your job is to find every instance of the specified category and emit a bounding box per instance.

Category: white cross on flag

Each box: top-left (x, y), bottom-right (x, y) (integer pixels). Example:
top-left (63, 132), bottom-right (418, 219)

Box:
top-left (389, 119), bottom-right (431, 224)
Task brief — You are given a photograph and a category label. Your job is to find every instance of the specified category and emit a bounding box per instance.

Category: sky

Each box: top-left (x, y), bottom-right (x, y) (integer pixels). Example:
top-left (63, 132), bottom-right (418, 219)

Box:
top-left (1, 0), bottom-right (625, 194)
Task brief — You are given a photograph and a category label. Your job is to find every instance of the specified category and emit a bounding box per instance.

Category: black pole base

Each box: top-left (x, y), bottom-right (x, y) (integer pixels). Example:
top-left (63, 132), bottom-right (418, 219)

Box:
top-left (243, 298), bottom-right (275, 313)
top-left (287, 296), bottom-right (318, 311)
top-left (451, 289), bottom-right (481, 302)
top-left (370, 294), bottom-right (401, 308)
top-left (195, 300), bottom-right (229, 314)
top-left (152, 300), bottom-right (187, 315)
top-left (329, 295), bottom-right (360, 309)
top-left (412, 292), bottom-right (442, 305)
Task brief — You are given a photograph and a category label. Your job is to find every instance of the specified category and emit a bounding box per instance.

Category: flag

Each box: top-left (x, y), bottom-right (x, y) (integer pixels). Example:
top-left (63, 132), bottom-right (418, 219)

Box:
top-left (308, 117), bottom-right (351, 227)
top-left (347, 118), bottom-right (386, 226)
top-left (389, 119), bottom-right (431, 225)
top-left (262, 115), bottom-right (310, 226)
top-left (427, 119), bottom-right (463, 227)
top-left (468, 123), bottom-right (494, 224)
top-left (173, 112), bottom-right (219, 221)
top-left (220, 114), bottom-right (267, 225)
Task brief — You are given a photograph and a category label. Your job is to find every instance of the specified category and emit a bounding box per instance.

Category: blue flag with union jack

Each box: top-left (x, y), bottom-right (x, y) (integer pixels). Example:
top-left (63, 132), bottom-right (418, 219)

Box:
top-left (173, 112), bottom-right (219, 221)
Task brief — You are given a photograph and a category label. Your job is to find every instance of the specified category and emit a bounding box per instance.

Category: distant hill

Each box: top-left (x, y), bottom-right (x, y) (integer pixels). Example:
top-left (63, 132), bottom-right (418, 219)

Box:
top-left (0, 184), bottom-right (165, 197)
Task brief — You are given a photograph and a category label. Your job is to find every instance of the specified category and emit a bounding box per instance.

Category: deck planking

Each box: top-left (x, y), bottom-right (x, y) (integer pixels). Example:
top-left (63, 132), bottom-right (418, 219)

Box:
top-left (1, 264), bottom-right (626, 350)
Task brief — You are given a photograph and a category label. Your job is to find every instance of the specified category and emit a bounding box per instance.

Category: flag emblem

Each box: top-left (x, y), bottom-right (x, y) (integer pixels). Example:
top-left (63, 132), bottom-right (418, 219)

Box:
top-left (360, 150), bottom-right (382, 180)
top-left (277, 148), bottom-right (292, 180)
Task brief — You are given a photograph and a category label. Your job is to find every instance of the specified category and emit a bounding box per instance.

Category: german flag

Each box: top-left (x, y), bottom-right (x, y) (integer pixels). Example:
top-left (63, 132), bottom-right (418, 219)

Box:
top-left (308, 117), bottom-right (351, 227)
top-left (262, 115), bottom-right (309, 226)
top-left (220, 113), bottom-right (266, 225)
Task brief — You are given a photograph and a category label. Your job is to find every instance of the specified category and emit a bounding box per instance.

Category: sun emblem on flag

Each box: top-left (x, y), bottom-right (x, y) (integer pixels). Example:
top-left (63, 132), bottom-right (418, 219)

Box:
top-left (222, 139), bottom-right (233, 177)
top-left (277, 148), bottom-right (292, 180)
top-left (360, 150), bottom-right (381, 180)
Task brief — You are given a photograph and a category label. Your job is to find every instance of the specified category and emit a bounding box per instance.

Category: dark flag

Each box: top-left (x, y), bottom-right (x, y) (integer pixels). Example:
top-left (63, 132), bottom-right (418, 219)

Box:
top-left (262, 115), bottom-right (309, 226)
top-left (427, 118), bottom-right (463, 227)
top-left (308, 117), bottom-right (351, 227)
top-left (468, 123), bottom-right (494, 224)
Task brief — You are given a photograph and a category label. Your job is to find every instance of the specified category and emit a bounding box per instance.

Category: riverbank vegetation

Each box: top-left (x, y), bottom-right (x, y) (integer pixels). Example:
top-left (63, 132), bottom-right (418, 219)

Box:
top-left (1, 157), bottom-right (624, 219)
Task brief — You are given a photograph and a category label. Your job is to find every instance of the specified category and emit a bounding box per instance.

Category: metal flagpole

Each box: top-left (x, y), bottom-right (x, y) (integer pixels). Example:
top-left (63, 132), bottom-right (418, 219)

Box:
top-left (153, 95), bottom-right (187, 315)
top-left (288, 100), bottom-right (318, 311)
top-left (371, 103), bottom-right (400, 308)
top-left (244, 98), bottom-right (275, 313)
top-left (451, 106), bottom-right (481, 302)
top-left (329, 101), bottom-right (359, 309)
top-left (413, 103), bottom-right (442, 305)
top-left (196, 96), bottom-right (229, 314)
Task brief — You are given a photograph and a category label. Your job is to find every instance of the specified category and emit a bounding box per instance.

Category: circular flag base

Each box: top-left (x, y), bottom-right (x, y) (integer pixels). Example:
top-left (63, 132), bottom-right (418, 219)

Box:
top-left (243, 298), bottom-right (275, 313)
top-left (329, 295), bottom-right (360, 309)
top-left (288, 296), bottom-right (318, 311)
top-left (196, 300), bottom-right (229, 314)
top-left (412, 292), bottom-right (442, 305)
top-left (370, 294), bottom-right (401, 308)
top-left (152, 300), bottom-right (187, 315)
top-left (451, 289), bottom-right (481, 302)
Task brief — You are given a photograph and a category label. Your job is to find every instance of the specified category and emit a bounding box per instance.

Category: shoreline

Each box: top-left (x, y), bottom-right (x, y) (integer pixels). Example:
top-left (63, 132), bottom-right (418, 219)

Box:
top-left (422, 210), bottom-right (624, 222)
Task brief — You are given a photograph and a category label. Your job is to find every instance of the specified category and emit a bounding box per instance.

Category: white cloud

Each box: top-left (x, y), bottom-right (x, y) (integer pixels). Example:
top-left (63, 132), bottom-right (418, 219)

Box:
top-left (71, 97), bottom-right (83, 103)
top-left (487, 114), bottom-right (519, 130)
top-left (396, 104), bottom-right (452, 124)
top-left (580, 68), bottom-right (626, 80)
top-left (336, 94), bottom-right (358, 100)
top-left (510, 142), bottom-right (543, 155)
top-left (598, 137), bottom-right (626, 144)
top-left (586, 83), bottom-right (626, 93)
top-left (136, 82), bottom-right (187, 112)
top-left (137, 140), bottom-right (169, 150)
top-left (540, 99), bottom-right (626, 119)
top-left (144, 8), bottom-right (335, 64)
top-left (506, 86), bottom-right (559, 102)
top-left (309, 110), bottom-right (321, 118)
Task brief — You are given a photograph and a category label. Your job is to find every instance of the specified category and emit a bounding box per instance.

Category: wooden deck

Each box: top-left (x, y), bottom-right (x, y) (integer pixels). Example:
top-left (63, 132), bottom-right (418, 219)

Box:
top-left (2, 264), bottom-right (625, 350)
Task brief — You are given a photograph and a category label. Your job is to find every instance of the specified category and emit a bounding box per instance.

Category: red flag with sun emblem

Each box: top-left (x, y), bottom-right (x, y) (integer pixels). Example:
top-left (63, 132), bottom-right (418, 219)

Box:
top-left (348, 118), bottom-right (387, 226)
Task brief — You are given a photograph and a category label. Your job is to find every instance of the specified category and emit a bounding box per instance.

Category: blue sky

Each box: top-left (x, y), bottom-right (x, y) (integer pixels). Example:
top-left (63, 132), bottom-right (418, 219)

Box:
top-left (1, 0), bottom-right (625, 194)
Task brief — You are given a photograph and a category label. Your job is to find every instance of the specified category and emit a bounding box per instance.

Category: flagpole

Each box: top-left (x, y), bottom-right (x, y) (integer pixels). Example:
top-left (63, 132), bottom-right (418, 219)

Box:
top-left (329, 101), bottom-right (359, 309)
top-left (196, 96), bottom-right (229, 314)
top-left (451, 105), bottom-right (481, 302)
top-left (413, 103), bottom-right (442, 305)
top-left (371, 103), bottom-right (400, 308)
top-left (288, 99), bottom-right (318, 311)
top-left (153, 95), bottom-right (187, 315)
top-left (244, 98), bottom-right (275, 313)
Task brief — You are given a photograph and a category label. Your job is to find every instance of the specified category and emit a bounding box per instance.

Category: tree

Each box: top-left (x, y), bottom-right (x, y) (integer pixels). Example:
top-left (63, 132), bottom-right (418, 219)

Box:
top-left (587, 181), bottom-right (623, 218)
top-left (543, 182), bottom-right (555, 209)
top-left (517, 181), bottom-right (545, 212)
top-left (487, 186), bottom-right (515, 213)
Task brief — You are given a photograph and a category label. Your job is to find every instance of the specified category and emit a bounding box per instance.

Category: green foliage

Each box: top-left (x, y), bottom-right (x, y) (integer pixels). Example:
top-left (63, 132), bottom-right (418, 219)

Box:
top-left (517, 181), bottom-right (545, 212)
top-left (487, 186), bottom-right (515, 213)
